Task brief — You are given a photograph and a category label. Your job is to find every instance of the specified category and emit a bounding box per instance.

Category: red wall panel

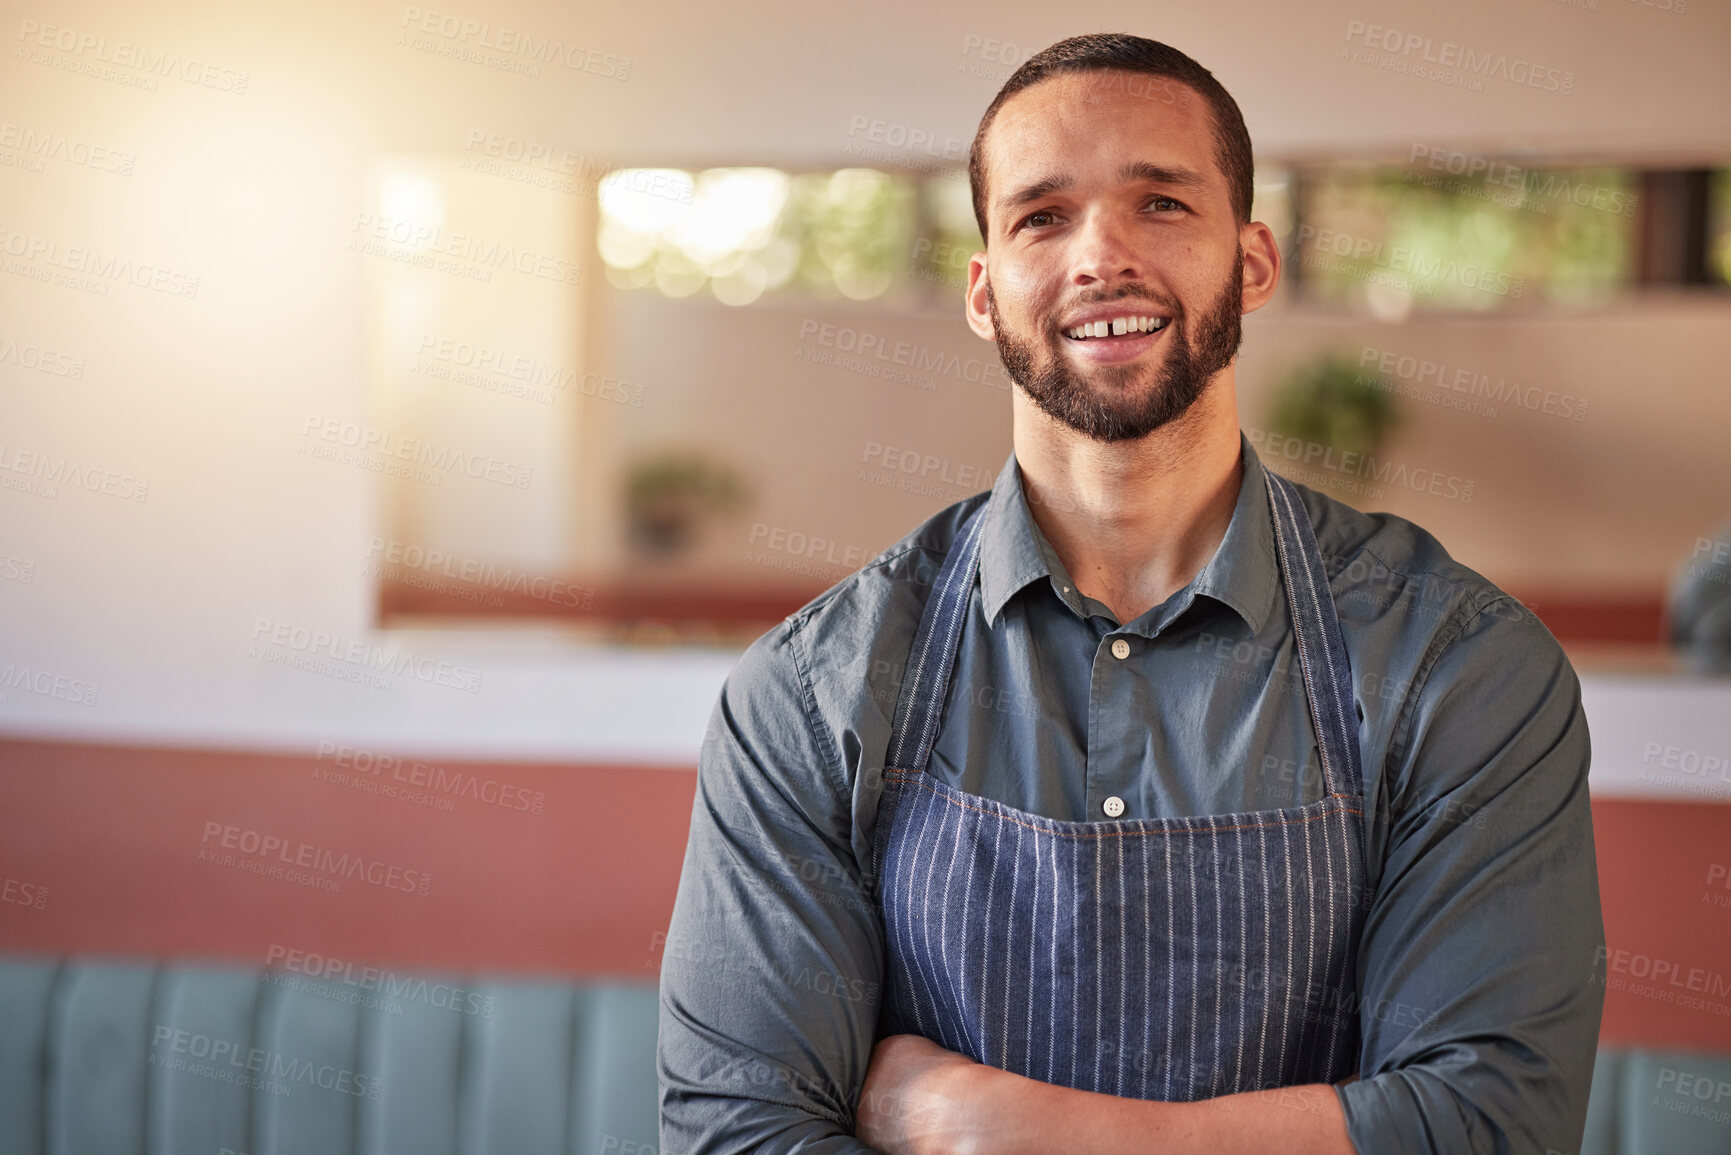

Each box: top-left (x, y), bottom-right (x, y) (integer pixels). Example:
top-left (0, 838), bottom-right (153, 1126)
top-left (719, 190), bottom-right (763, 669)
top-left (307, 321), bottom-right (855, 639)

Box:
top-left (0, 737), bottom-right (696, 981)
top-left (2, 737), bottom-right (1729, 1055)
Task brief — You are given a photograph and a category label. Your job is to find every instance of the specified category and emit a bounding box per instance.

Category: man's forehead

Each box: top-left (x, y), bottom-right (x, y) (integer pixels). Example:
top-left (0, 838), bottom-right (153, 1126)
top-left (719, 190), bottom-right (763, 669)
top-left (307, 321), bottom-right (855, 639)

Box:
top-left (983, 70), bottom-right (1215, 187)
top-left (990, 69), bottom-right (1206, 144)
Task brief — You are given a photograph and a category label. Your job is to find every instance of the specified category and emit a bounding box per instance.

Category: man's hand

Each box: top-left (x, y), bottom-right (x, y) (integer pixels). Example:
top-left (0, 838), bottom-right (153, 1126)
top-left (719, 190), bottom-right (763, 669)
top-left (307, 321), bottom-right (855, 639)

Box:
top-left (854, 1033), bottom-right (988, 1155)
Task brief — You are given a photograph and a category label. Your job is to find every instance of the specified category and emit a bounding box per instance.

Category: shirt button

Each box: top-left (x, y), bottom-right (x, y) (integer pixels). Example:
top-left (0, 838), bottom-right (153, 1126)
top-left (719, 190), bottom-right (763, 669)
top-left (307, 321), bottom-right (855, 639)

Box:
top-left (1110, 638), bottom-right (1130, 660)
top-left (1103, 796), bottom-right (1126, 818)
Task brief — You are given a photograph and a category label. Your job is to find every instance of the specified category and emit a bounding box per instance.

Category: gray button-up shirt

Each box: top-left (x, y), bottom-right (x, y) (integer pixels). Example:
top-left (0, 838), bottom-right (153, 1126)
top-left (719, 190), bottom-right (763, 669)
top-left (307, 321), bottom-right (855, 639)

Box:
top-left (658, 435), bottom-right (1605, 1154)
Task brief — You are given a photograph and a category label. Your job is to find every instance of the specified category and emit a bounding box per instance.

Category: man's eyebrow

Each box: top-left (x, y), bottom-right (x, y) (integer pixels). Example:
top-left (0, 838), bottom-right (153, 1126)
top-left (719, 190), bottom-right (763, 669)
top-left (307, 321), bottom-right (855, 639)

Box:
top-left (996, 161), bottom-right (1211, 220)
top-left (1116, 160), bottom-right (1209, 190)
top-left (997, 172), bottom-right (1074, 216)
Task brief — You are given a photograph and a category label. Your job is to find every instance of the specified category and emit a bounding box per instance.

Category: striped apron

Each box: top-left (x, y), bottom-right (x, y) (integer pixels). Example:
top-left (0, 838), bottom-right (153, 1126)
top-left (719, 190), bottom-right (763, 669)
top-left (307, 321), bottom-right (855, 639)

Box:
top-left (871, 469), bottom-right (1367, 1100)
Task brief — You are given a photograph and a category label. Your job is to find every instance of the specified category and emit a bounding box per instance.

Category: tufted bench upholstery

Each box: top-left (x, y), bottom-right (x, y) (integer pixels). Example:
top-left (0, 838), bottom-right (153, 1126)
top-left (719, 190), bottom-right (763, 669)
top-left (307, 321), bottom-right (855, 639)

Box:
top-left (0, 957), bottom-right (661, 1155)
top-left (1582, 1046), bottom-right (1731, 1155)
top-left (4, 956), bottom-right (1731, 1154)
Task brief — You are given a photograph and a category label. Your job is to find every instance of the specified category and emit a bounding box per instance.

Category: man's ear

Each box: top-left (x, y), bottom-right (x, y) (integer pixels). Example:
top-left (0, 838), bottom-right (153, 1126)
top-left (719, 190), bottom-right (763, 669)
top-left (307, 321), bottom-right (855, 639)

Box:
top-left (1238, 221), bottom-right (1282, 315)
top-left (965, 253), bottom-right (995, 341)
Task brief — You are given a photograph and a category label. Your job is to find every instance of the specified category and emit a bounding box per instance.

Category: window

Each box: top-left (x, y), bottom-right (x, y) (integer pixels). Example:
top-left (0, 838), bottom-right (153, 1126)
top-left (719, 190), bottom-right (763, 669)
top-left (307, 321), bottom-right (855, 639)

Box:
top-left (1289, 161), bottom-right (1638, 317)
top-left (597, 166), bottom-right (980, 309)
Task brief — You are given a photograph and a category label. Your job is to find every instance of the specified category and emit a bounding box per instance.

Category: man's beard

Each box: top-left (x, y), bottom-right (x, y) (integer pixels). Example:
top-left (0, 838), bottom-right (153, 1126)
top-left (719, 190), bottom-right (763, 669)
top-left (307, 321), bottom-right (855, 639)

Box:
top-left (988, 248), bottom-right (1245, 443)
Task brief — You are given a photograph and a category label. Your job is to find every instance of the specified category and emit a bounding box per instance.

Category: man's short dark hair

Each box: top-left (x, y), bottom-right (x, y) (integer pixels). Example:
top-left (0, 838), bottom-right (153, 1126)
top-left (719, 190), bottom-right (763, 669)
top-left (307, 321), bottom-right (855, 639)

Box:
top-left (967, 33), bottom-right (1255, 242)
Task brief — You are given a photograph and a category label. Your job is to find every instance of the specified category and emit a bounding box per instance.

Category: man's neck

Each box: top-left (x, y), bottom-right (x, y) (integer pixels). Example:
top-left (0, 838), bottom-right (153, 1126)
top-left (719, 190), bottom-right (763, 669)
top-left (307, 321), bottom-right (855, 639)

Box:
top-left (1010, 379), bottom-right (1243, 626)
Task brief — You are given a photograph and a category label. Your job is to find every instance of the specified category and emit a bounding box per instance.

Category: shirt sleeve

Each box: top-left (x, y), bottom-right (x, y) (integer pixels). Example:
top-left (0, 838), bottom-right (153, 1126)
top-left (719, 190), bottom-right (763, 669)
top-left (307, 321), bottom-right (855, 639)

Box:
top-left (1337, 596), bottom-right (1607, 1154)
top-left (657, 618), bottom-right (886, 1154)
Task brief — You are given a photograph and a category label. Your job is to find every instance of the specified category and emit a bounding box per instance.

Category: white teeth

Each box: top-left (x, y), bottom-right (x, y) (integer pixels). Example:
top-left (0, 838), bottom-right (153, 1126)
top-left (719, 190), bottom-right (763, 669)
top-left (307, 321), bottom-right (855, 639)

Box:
top-left (1065, 315), bottom-right (1168, 339)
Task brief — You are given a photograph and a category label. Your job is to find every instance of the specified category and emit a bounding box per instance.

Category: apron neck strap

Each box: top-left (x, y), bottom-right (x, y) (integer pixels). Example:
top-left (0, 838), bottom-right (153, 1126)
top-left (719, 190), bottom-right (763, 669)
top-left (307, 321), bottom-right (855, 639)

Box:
top-left (1263, 470), bottom-right (1364, 800)
top-left (884, 503), bottom-right (988, 773)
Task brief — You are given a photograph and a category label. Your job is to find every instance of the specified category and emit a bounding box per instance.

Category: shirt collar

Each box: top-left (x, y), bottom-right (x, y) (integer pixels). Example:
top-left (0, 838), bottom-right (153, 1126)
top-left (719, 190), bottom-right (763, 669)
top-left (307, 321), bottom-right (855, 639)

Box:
top-left (977, 432), bottom-right (1280, 637)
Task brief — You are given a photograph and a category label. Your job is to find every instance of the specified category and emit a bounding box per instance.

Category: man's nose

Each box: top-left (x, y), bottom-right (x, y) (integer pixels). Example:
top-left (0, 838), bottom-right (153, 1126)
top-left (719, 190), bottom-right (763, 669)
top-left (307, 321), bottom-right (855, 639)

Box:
top-left (1069, 210), bottom-right (1142, 286)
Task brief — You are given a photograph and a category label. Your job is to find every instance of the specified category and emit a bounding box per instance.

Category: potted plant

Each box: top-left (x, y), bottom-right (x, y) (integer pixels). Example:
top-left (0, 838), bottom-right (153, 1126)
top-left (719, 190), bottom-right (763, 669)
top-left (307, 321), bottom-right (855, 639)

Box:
top-left (623, 449), bottom-right (752, 558)
top-left (1265, 351), bottom-right (1401, 505)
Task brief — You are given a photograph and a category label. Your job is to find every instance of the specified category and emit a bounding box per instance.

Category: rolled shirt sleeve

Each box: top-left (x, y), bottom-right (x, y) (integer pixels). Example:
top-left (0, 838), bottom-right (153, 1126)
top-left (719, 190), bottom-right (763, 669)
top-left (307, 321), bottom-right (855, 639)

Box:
top-left (657, 619), bottom-right (885, 1154)
top-left (1338, 596), bottom-right (1607, 1154)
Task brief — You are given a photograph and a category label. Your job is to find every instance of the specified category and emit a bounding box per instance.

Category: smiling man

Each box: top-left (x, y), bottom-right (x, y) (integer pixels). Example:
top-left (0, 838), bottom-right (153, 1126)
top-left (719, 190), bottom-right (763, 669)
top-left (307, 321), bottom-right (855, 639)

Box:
top-left (658, 33), bottom-right (1605, 1155)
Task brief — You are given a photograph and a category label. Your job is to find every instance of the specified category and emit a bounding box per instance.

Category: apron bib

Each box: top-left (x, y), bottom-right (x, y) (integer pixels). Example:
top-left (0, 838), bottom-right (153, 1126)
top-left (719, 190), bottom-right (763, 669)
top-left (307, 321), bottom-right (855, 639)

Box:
top-left (871, 469), bottom-right (1368, 1101)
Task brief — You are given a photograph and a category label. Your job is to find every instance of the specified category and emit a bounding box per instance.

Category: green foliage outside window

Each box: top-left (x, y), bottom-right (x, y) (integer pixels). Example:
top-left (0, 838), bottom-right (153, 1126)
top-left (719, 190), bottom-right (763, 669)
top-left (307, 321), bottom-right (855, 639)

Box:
top-left (1294, 164), bottom-right (1636, 313)
top-left (786, 170), bottom-right (916, 300)
top-left (1710, 169), bottom-right (1731, 285)
top-left (599, 166), bottom-right (918, 306)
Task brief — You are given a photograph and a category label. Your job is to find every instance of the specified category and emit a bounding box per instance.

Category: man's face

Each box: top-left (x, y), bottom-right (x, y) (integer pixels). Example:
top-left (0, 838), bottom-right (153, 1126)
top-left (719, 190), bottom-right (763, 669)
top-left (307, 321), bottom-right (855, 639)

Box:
top-left (968, 70), bottom-right (1254, 443)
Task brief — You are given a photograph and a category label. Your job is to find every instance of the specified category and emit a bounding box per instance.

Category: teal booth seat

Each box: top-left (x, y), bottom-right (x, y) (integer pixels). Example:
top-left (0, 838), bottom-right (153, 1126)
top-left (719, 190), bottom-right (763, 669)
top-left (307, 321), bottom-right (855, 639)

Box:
top-left (4, 956), bottom-right (1731, 1154)
top-left (0, 957), bottom-right (661, 1155)
top-left (1583, 1047), bottom-right (1731, 1155)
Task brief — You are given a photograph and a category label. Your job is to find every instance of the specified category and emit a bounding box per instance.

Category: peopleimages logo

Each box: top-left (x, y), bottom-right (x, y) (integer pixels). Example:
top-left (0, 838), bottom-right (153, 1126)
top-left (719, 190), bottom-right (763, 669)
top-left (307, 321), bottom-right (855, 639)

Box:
top-left (414, 335), bottom-right (645, 407)
top-left (0, 661), bottom-right (98, 706)
top-left (349, 212), bottom-right (583, 286)
top-left (844, 115), bottom-right (968, 163)
top-left (1342, 19), bottom-right (1576, 95)
top-left (15, 19), bottom-right (251, 94)
top-left (1638, 740), bottom-right (1731, 800)
top-left (366, 536), bottom-right (596, 611)
top-left (795, 319), bottom-right (1010, 390)
top-left (0, 226), bottom-right (200, 297)
top-left (315, 741), bottom-right (547, 815)
top-left (249, 616), bottom-right (484, 693)
top-left (0, 122), bottom-right (135, 175)
top-left (0, 335), bottom-right (85, 377)
top-left (300, 415), bottom-right (534, 490)
top-left (1406, 145), bottom-right (1637, 218)
top-left (398, 7), bottom-right (632, 80)
top-left (1593, 945), bottom-right (1731, 1009)
top-left (1358, 345), bottom-right (1588, 422)
top-left (200, 820), bottom-right (433, 896)
top-left (1294, 224), bottom-right (1525, 298)
top-left (149, 1027), bottom-right (380, 1098)
top-left (861, 441), bottom-right (991, 488)
top-left (1, 873), bottom-right (47, 910)
top-left (266, 944), bottom-right (496, 1018)
top-left (0, 442), bottom-right (149, 502)
top-left (746, 522), bottom-right (875, 570)
top-left (1245, 428), bottom-right (1475, 503)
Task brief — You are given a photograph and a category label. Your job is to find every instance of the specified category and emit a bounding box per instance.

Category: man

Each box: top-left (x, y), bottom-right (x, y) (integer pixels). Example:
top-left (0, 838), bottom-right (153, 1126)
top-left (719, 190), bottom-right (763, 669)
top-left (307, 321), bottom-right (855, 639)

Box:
top-left (658, 33), bottom-right (1605, 1155)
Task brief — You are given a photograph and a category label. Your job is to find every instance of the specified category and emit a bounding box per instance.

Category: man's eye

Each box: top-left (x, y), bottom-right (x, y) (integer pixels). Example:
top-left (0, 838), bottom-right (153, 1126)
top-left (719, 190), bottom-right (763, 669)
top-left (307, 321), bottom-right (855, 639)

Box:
top-left (1023, 211), bottom-right (1055, 229)
top-left (1146, 196), bottom-right (1185, 212)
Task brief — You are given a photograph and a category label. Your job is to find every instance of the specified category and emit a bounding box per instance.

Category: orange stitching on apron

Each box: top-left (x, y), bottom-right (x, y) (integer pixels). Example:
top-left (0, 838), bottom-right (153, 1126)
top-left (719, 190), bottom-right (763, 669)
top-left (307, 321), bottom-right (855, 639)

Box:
top-left (881, 770), bottom-right (1361, 839)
